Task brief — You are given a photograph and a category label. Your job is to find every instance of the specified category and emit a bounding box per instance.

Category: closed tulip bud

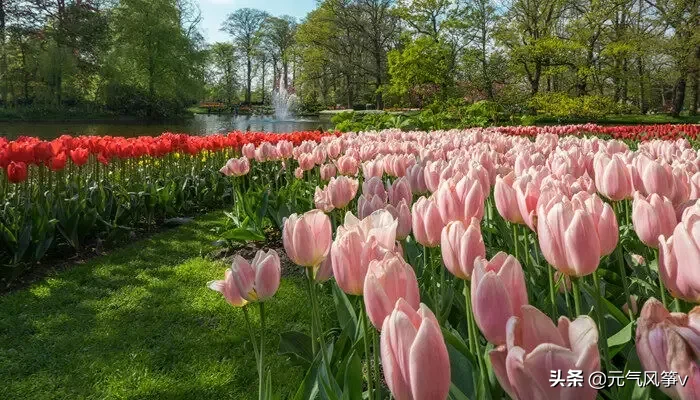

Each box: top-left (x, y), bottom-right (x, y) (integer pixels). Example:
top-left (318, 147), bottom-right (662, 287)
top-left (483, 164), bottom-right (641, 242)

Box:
top-left (294, 167), bottom-right (304, 179)
top-left (434, 176), bottom-right (484, 224)
top-left (357, 194), bottom-right (386, 219)
top-left (622, 295), bottom-right (638, 316)
top-left (364, 253), bottom-right (420, 330)
top-left (242, 143), bottom-right (256, 159)
top-left (230, 250), bottom-right (281, 302)
top-left (320, 163), bottom-right (337, 181)
top-left (412, 197), bottom-right (444, 247)
top-left (363, 176), bottom-right (388, 201)
top-left (471, 252), bottom-right (528, 345)
top-left (440, 219), bottom-right (485, 280)
top-left (632, 192), bottom-right (677, 248)
top-left (537, 199), bottom-right (601, 277)
top-left (386, 199), bottom-right (412, 240)
top-left (387, 176), bottom-right (413, 207)
top-left (495, 172), bottom-right (524, 224)
top-left (6, 161), bottom-right (28, 183)
top-left (298, 153), bottom-right (316, 171)
top-left (207, 268), bottom-right (248, 307)
top-left (362, 159), bottom-right (384, 179)
top-left (315, 254), bottom-right (334, 283)
top-left (635, 298), bottom-right (700, 399)
top-left (423, 160), bottom-right (444, 193)
top-left (572, 192), bottom-right (619, 256)
top-left (514, 175), bottom-right (540, 231)
top-left (283, 210), bottom-right (332, 268)
top-left (328, 176), bottom-right (359, 209)
top-left (659, 206), bottom-right (700, 303)
top-left (381, 299), bottom-right (451, 400)
top-left (593, 153), bottom-right (633, 201)
top-left (489, 306), bottom-right (600, 400)
top-left (406, 162), bottom-right (428, 194)
top-left (337, 155), bottom-right (359, 176)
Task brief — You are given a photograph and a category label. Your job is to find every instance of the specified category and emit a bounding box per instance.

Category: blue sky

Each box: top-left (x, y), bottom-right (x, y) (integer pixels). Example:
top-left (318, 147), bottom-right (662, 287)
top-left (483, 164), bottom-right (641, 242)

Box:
top-left (198, 0), bottom-right (318, 43)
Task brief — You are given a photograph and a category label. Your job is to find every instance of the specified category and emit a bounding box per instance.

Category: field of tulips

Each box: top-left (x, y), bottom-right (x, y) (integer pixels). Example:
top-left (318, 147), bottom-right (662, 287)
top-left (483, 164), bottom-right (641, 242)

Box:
top-left (3, 123), bottom-right (700, 399)
top-left (206, 123), bottom-right (700, 400)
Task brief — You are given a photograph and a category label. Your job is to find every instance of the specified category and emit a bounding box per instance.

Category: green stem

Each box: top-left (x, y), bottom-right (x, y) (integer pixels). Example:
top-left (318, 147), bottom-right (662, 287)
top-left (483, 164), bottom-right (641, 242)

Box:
top-left (592, 271), bottom-right (610, 367)
top-left (559, 273), bottom-right (572, 317)
top-left (259, 302), bottom-right (266, 400)
top-left (242, 306), bottom-right (260, 381)
top-left (547, 264), bottom-right (557, 318)
top-left (373, 329), bottom-right (381, 400)
top-left (512, 223), bottom-right (519, 261)
top-left (654, 249), bottom-right (669, 309)
top-left (463, 283), bottom-right (477, 354)
top-left (674, 299), bottom-right (681, 313)
top-left (362, 307), bottom-right (375, 399)
top-left (305, 269), bottom-right (318, 357)
top-left (616, 245), bottom-right (635, 322)
top-left (571, 277), bottom-right (583, 316)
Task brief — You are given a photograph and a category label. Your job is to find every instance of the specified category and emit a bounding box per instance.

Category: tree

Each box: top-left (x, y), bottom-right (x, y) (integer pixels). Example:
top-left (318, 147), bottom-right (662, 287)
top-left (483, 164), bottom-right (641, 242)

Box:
top-left (208, 42), bottom-right (237, 107)
top-left (222, 8), bottom-right (269, 105)
top-left (262, 15), bottom-right (297, 88)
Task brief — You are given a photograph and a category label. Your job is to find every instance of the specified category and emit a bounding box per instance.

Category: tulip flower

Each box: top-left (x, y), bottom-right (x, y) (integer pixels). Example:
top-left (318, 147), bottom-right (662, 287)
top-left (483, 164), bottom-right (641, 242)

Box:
top-left (230, 250), bottom-right (281, 302)
top-left (294, 167), bottom-right (304, 179)
top-left (412, 197), bottom-right (444, 247)
top-left (495, 172), bottom-right (524, 224)
top-left (632, 192), bottom-right (677, 248)
top-left (283, 210), bottom-right (333, 268)
top-left (314, 187), bottom-right (334, 213)
top-left (659, 202), bottom-right (700, 303)
top-left (593, 153), bottom-right (633, 201)
top-left (440, 219), bottom-right (485, 280)
top-left (207, 268), bottom-right (248, 307)
top-left (387, 176), bottom-right (412, 208)
top-left (357, 193), bottom-right (386, 219)
top-left (489, 305), bottom-right (600, 400)
top-left (385, 199), bottom-right (412, 240)
top-left (434, 176), bottom-right (484, 224)
top-left (571, 192), bottom-right (619, 256)
top-left (69, 147), bottom-right (89, 166)
top-left (381, 299), bottom-right (451, 400)
top-left (364, 253), bottom-right (420, 330)
top-left (514, 175), bottom-right (540, 231)
top-left (471, 252), bottom-right (528, 345)
top-left (6, 161), bottom-right (28, 183)
top-left (537, 199), bottom-right (601, 277)
top-left (320, 163), bottom-right (337, 181)
top-left (635, 298), bottom-right (700, 399)
top-left (337, 155), bottom-right (359, 176)
top-left (327, 176), bottom-right (359, 209)
top-left (363, 176), bottom-right (388, 201)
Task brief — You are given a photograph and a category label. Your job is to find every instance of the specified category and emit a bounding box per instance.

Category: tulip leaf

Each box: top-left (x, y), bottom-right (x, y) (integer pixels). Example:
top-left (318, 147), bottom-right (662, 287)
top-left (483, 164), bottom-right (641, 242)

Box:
top-left (607, 321), bottom-right (634, 353)
top-left (278, 331), bottom-right (314, 367)
top-left (445, 340), bottom-right (476, 400)
top-left (342, 350), bottom-right (362, 400)
top-left (220, 227), bottom-right (265, 243)
top-left (332, 285), bottom-right (358, 339)
top-left (449, 383), bottom-right (472, 400)
top-left (292, 358), bottom-right (320, 400)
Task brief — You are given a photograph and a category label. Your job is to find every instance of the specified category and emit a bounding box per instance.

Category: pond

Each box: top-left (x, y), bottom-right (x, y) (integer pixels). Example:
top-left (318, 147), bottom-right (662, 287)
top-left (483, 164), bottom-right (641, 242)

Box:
top-left (0, 114), bottom-right (333, 140)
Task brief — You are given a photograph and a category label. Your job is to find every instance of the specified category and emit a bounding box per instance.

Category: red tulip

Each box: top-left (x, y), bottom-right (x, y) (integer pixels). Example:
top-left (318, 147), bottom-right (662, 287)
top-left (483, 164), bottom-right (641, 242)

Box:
top-left (6, 161), bottom-right (28, 183)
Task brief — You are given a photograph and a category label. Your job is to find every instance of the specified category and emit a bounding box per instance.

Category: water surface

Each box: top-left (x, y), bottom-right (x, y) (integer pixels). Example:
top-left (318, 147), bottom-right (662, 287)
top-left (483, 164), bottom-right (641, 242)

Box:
top-left (0, 114), bottom-right (332, 140)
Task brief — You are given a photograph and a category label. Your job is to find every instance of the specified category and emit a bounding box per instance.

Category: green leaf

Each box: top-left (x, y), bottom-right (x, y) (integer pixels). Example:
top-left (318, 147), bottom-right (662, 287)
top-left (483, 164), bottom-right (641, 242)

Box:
top-left (278, 331), bottom-right (314, 367)
top-left (220, 227), bottom-right (265, 242)
top-left (332, 285), bottom-right (358, 339)
top-left (608, 321), bottom-right (634, 348)
top-left (449, 383), bottom-right (472, 400)
top-left (343, 351), bottom-right (363, 400)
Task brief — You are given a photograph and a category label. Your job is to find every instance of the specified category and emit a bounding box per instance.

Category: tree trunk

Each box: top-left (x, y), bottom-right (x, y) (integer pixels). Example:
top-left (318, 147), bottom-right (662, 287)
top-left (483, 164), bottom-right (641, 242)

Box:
top-left (638, 56), bottom-right (648, 113)
top-left (0, 0), bottom-right (6, 104)
top-left (283, 62), bottom-right (288, 88)
top-left (246, 54), bottom-right (252, 105)
top-left (529, 64), bottom-right (541, 95)
top-left (261, 59), bottom-right (266, 105)
top-left (671, 75), bottom-right (687, 117)
top-left (691, 71), bottom-right (699, 116)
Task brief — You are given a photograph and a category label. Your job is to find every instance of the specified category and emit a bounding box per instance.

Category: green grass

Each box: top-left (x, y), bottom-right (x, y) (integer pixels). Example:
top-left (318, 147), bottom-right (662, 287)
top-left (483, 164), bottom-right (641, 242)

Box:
top-left (0, 212), bottom-right (320, 400)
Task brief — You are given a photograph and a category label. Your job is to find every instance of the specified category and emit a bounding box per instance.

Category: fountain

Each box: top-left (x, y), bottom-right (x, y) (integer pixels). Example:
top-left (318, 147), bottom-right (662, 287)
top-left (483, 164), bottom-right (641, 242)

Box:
top-left (272, 75), bottom-right (299, 121)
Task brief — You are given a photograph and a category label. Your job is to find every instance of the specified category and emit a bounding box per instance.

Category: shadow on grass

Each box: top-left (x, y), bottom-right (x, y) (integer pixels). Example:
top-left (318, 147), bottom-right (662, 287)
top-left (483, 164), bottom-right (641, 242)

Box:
top-left (0, 212), bottom-right (315, 400)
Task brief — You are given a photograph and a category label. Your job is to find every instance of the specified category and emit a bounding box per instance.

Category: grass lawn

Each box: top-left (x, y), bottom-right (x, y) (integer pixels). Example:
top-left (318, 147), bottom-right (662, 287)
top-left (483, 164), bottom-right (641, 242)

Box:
top-left (0, 211), bottom-right (320, 400)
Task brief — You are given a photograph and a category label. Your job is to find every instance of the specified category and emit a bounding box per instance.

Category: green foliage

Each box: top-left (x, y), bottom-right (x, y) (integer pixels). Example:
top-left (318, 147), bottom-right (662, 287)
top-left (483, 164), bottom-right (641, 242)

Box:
top-left (528, 92), bottom-right (639, 120)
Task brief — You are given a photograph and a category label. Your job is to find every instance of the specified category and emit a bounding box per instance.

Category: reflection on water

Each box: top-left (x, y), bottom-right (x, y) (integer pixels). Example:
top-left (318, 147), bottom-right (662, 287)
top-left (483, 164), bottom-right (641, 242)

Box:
top-left (0, 114), bottom-right (333, 140)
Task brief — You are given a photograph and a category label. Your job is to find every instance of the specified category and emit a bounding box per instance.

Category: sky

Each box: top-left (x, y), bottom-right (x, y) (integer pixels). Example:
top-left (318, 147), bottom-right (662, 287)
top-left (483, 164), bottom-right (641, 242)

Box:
top-left (198, 0), bottom-right (318, 44)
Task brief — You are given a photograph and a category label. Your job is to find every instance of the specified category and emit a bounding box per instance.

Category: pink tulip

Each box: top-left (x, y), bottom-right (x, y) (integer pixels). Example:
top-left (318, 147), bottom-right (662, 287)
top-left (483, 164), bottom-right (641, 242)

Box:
top-left (357, 194), bottom-right (387, 219)
top-left (220, 157), bottom-right (250, 177)
top-left (298, 153), bottom-right (316, 171)
top-left (554, 271), bottom-right (571, 293)
top-left (337, 155), bottom-right (359, 176)
top-left (277, 140), bottom-right (293, 158)
top-left (327, 139), bottom-right (342, 159)
top-left (312, 146), bottom-right (327, 165)
top-left (387, 176), bottom-right (412, 207)
top-left (423, 160), bottom-right (444, 193)
top-left (489, 306), bottom-right (600, 400)
top-left (635, 298), bottom-right (700, 399)
top-left (364, 253), bottom-right (420, 330)
top-left (327, 176), bottom-right (359, 209)
top-left (440, 219), bottom-right (485, 280)
top-left (362, 159), bottom-right (384, 179)
top-left (411, 197), bottom-right (444, 247)
top-left (434, 176), bottom-right (484, 224)
top-left (537, 199), bottom-right (601, 277)
top-left (331, 210), bottom-right (398, 295)
top-left (495, 172), bottom-right (524, 224)
top-left (386, 199), bottom-right (412, 240)
top-left (514, 175), bottom-right (540, 231)
top-left (207, 268), bottom-right (248, 307)
top-left (622, 295), bottom-right (639, 316)
top-left (230, 249), bottom-right (281, 302)
top-left (571, 192), bottom-right (619, 256)
top-left (632, 192), bottom-right (677, 248)
top-left (363, 176), bottom-right (388, 201)
top-left (315, 253), bottom-right (334, 283)
top-left (381, 299), bottom-right (451, 400)
top-left (471, 252), bottom-right (528, 345)
top-left (634, 155), bottom-right (675, 198)
top-left (294, 167), bottom-right (304, 179)
top-left (320, 163), bottom-right (337, 181)
top-left (659, 203), bottom-right (700, 303)
top-left (283, 210), bottom-right (333, 268)
top-left (242, 143), bottom-right (256, 159)
top-left (314, 187), bottom-right (334, 213)
top-left (406, 162), bottom-right (428, 194)
top-left (593, 153), bottom-right (633, 201)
